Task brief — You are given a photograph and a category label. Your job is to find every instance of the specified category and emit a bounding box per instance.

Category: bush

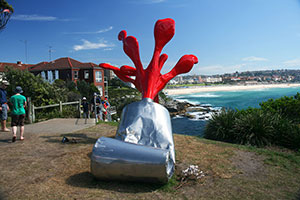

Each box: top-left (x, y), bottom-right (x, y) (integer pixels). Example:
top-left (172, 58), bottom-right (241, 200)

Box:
top-left (260, 93), bottom-right (300, 123)
top-left (233, 109), bottom-right (275, 147)
top-left (35, 105), bottom-right (78, 121)
top-left (271, 116), bottom-right (300, 150)
top-left (204, 107), bottom-right (300, 149)
top-left (204, 109), bottom-right (238, 143)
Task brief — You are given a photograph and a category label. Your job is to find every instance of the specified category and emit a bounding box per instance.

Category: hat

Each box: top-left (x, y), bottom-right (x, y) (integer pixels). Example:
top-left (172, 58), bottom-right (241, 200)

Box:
top-left (1, 80), bottom-right (9, 86)
top-left (93, 92), bottom-right (97, 96)
top-left (15, 86), bottom-right (23, 94)
top-left (82, 97), bottom-right (87, 100)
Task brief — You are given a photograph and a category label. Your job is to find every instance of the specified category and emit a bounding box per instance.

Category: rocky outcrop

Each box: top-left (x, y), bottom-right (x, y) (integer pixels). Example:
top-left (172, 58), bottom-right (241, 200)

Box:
top-left (161, 98), bottom-right (220, 120)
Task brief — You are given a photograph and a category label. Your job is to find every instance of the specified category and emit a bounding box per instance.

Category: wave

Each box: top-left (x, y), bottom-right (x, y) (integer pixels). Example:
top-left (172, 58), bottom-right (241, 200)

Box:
top-left (189, 93), bottom-right (221, 98)
top-left (172, 115), bottom-right (184, 119)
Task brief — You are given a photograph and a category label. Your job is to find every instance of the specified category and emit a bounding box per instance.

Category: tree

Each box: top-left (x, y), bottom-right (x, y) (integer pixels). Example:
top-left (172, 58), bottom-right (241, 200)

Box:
top-left (4, 67), bottom-right (67, 106)
top-left (0, 0), bottom-right (13, 31)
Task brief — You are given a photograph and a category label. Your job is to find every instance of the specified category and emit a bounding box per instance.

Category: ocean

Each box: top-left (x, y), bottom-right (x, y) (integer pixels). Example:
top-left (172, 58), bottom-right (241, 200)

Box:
top-left (170, 86), bottom-right (300, 136)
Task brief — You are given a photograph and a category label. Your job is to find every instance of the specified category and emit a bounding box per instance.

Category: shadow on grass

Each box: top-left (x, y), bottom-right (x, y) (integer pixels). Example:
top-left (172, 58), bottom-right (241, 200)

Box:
top-left (66, 172), bottom-right (164, 193)
top-left (40, 133), bottom-right (97, 144)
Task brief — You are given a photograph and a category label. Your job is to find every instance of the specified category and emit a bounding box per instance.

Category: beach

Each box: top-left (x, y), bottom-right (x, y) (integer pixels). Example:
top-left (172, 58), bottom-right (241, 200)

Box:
top-left (164, 83), bottom-right (300, 95)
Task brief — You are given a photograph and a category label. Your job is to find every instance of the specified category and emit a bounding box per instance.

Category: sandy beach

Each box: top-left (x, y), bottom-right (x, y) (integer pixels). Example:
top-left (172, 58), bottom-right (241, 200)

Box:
top-left (164, 83), bottom-right (300, 95)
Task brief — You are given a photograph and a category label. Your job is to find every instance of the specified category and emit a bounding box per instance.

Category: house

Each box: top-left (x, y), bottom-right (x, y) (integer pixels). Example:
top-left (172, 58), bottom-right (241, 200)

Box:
top-left (28, 57), bottom-right (106, 98)
top-left (0, 57), bottom-right (107, 99)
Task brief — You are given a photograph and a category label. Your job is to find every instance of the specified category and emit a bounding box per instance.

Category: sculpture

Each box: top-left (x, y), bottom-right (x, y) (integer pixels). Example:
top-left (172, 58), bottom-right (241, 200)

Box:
top-left (91, 18), bottom-right (198, 183)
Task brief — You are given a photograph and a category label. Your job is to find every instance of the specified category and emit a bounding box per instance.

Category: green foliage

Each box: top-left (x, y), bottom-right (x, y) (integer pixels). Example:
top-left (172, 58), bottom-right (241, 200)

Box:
top-left (108, 77), bottom-right (127, 87)
top-left (204, 104), bottom-right (300, 150)
top-left (35, 105), bottom-right (79, 121)
top-left (0, 0), bottom-right (13, 12)
top-left (76, 80), bottom-right (98, 101)
top-left (108, 86), bottom-right (141, 118)
top-left (3, 67), bottom-right (97, 121)
top-left (260, 93), bottom-right (300, 123)
top-left (204, 109), bottom-right (238, 143)
top-left (233, 109), bottom-right (275, 147)
top-left (4, 67), bottom-right (67, 106)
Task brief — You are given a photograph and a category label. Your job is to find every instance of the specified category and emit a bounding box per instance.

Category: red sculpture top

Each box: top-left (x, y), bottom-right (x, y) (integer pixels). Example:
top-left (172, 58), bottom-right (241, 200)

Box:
top-left (100, 18), bottom-right (198, 102)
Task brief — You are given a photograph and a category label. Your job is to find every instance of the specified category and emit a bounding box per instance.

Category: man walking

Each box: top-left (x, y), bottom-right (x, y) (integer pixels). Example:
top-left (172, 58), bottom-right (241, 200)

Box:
top-left (0, 80), bottom-right (10, 132)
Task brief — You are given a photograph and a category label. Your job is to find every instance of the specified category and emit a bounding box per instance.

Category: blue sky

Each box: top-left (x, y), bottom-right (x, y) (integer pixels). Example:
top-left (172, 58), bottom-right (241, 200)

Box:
top-left (1, 0), bottom-right (300, 75)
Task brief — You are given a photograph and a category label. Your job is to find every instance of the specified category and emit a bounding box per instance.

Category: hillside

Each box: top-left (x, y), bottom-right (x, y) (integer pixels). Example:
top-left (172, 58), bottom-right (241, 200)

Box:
top-left (0, 123), bottom-right (299, 199)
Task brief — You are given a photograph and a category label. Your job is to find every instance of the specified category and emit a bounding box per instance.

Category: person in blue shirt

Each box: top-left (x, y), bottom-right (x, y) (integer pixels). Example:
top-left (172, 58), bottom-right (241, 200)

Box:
top-left (0, 81), bottom-right (10, 132)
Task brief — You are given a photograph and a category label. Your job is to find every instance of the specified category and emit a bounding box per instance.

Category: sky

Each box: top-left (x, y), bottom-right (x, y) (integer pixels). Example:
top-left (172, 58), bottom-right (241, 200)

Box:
top-left (1, 0), bottom-right (300, 75)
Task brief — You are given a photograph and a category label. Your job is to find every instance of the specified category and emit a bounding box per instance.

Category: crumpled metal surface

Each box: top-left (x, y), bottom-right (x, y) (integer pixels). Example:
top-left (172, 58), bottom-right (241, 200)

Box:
top-left (91, 137), bottom-right (172, 183)
top-left (116, 98), bottom-right (175, 163)
top-left (91, 98), bottom-right (175, 183)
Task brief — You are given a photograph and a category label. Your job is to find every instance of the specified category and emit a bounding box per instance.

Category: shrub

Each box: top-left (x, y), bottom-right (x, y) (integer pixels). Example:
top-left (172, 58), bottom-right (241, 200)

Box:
top-left (204, 107), bottom-right (300, 150)
top-left (204, 109), bottom-right (238, 143)
top-left (271, 116), bottom-right (300, 150)
top-left (233, 109), bottom-right (275, 147)
top-left (260, 93), bottom-right (300, 123)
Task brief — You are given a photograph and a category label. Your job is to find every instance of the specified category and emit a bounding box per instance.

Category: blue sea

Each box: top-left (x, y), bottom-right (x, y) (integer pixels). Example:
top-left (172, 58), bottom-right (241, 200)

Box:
top-left (170, 86), bottom-right (300, 136)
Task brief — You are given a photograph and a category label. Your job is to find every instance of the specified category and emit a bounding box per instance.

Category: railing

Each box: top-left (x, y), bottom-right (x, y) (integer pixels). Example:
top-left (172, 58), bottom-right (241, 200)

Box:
top-left (27, 97), bottom-right (117, 124)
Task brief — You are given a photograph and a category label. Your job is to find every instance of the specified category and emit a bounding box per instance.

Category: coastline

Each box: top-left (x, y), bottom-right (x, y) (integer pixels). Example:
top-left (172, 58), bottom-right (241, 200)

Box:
top-left (164, 83), bottom-right (300, 95)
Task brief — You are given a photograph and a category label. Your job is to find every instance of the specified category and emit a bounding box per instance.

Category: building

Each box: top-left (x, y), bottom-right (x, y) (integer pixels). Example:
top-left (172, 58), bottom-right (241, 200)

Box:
top-left (0, 57), bottom-right (107, 98)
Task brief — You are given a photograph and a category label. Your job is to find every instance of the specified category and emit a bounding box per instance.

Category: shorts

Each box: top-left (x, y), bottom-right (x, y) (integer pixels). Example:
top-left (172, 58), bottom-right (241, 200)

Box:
top-left (0, 104), bottom-right (8, 121)
top-left (11, 114), bottom-right (25, 126)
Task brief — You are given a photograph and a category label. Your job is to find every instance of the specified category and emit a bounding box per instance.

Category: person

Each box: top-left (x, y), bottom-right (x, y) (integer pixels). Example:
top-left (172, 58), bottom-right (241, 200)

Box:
top-left (81, 97), bottom-right (89, 123)
top-left (10, 86), bottom-right (27, 142)
top-left (90, 93), bottom-right (102, 121)
top-left (0, 80), bottom-right (10, 132)
top-left (102, 97), bottom-right (110, 121)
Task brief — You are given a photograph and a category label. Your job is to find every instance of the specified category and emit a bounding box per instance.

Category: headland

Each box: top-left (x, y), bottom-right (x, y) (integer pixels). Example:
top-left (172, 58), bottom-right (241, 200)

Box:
top-left (164, 83), bottom-right (300, 95)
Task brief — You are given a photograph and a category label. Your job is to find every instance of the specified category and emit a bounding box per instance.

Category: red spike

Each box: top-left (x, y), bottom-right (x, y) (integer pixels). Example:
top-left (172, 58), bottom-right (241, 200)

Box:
top-left (120, 65), bottom-right (136, 76)
top-left (118, 30), bottom-right (127, 41)
top-left (154, 18), bottom-right (175, 50)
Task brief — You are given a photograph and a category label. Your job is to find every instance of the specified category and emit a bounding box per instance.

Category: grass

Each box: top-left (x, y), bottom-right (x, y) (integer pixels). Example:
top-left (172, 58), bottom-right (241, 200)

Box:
top-left (0, 123), bottom-right (299, 199)
top-left (96, 120), bottom-right (119, 127)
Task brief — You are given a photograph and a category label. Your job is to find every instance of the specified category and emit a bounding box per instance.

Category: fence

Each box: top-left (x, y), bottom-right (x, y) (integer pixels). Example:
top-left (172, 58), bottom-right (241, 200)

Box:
top-left (27, 97), bottom-right (116, 124)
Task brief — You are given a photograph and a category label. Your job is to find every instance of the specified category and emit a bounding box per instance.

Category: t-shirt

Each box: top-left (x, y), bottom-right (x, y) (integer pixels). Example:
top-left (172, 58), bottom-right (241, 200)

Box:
top-left (81, 101), bottom-right (89, 112)
top-left (10, 94), bottom-right (26, 115)
top-left (0, 88), bottom-right (7, 105)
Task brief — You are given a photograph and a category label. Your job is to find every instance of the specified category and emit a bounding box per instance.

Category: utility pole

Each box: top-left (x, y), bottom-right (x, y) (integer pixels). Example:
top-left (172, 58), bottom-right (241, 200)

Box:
top-left (49, 46), bottom-right (52, 61)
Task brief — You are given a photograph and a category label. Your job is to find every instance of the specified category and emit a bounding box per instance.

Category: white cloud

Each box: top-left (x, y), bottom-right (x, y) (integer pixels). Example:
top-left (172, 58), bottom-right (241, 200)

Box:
top-left (283, 58), bottom-right (300, 67)
top-left (73, 39), bottom-right (114, 51)
top-left (242, 56), bottom-right (268, 62)
top-left (64, 26), bottom-right (113, 34)
top-left (11, 14), bottom-right (70, 21)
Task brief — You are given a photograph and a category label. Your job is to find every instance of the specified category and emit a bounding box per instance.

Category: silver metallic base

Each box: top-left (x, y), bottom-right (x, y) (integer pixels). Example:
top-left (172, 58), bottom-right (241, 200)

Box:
top-left (91, 98), bottom-right (175, 183)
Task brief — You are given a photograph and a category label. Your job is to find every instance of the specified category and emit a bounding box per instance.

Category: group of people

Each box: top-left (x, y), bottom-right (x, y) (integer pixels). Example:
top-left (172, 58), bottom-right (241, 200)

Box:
top-left (0, 80), bottom-right (111, 142)
top-left (81, 93), bottom-right (110, 122)
top-left (0, 81), bottom-right (27, 142)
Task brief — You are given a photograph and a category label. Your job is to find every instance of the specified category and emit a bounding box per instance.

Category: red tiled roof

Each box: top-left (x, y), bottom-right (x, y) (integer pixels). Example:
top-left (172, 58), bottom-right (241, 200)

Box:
top-left (0, 62), bottom-right (33, 71)
top-left (28, 57), bottom-right (100, 71)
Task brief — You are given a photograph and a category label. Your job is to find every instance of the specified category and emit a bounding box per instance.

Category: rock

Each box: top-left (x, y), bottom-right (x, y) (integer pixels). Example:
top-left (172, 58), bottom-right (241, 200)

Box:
top-left (161, 97), bottom-right (220, 120)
